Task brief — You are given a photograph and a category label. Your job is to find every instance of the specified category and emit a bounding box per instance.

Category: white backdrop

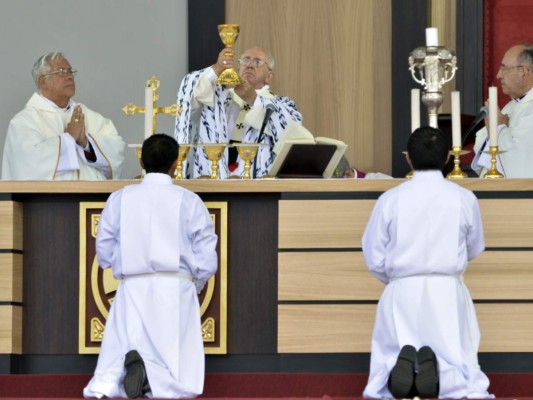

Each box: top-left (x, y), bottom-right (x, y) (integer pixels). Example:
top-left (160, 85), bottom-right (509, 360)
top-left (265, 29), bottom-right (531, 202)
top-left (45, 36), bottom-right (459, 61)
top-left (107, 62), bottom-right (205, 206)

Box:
top-left (0, 0), bottom-right (188, 179)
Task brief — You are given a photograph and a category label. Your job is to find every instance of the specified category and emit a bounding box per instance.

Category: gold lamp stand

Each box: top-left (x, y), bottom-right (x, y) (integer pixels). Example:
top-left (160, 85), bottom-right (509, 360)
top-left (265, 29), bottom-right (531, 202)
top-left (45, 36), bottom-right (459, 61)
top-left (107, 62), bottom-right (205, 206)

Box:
top-left (483, 146), bottom-right (505, 179)
top-left (447, 147), bottom-right (469, 179)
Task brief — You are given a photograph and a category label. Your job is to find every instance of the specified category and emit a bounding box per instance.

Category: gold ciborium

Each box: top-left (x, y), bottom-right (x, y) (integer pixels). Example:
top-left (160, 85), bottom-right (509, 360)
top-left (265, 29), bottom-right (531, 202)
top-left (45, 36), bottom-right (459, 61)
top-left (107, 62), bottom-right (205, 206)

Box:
top-left (233, 143), bottom-right (264, 179)
top-left (203, 144), bottom-right (227, 179)
top-left (175, 144), bottom-right (191, 179)
top-left (216, 24), bottom-right (242, 86)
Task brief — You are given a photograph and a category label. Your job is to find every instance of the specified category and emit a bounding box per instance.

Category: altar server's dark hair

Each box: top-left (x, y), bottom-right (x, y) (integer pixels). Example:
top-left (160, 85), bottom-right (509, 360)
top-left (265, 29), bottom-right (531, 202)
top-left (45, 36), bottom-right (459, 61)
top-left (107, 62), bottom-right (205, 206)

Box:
top-left (142, 134), bottom-right (179, 174)
top-left (407, 126), bottom-right (448, 170)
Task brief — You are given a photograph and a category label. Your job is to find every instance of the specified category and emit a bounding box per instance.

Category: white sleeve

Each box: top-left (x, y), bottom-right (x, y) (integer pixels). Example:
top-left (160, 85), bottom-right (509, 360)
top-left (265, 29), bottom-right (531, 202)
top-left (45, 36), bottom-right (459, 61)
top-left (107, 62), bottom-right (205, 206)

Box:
top-left (192, 68), bottom-right (218, 108)
top-left (56, 133), bottom-right (81, 173)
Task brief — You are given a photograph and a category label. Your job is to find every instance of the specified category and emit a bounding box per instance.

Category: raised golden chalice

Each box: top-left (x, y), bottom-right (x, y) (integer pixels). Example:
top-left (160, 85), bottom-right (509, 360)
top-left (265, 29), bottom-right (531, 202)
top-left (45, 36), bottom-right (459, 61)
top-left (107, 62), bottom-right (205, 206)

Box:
top-left (175, 144), bottom-right (191, 179)
top-left (216, 24), bottom-right (242, 87)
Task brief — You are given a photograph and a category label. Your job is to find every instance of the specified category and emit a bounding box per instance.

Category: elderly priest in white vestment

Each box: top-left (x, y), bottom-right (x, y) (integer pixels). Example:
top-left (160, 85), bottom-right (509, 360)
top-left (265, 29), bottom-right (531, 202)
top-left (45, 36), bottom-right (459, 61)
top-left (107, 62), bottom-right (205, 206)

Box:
top-left (84, 134), bottom-right (218, 399)
top-left (2, 52), bottom-right (125, 180)
top-left (362, 127), bottom-right (493, 399)
top-left (175, 46), bottom-right (302, 179)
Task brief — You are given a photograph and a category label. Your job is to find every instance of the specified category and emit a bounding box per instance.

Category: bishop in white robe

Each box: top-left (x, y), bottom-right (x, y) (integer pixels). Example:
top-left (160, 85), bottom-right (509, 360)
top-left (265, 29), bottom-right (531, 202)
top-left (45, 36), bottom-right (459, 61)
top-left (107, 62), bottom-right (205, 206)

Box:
top-left (2, 93), bottom-right (125, 180)
top-left (2, 52), bottom-right (125, 180)
top-left (174, 47), bottom-right (302, 179)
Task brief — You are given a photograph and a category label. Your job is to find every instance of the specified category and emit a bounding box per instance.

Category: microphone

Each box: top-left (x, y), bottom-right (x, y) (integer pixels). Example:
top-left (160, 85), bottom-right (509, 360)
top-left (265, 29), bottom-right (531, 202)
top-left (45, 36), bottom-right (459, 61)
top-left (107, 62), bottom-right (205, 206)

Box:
top-left (253, 104), bottom-right (276, 178)
top-left (461, 106), bottom-right (489, 147)
top-left (257, 104), bottom-right (276, 144)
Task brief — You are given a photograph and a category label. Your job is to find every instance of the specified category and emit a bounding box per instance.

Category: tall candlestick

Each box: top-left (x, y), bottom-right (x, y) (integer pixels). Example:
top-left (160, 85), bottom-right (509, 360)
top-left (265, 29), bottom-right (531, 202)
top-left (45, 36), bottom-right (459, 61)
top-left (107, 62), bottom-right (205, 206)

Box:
top-left (144, 85), bottom-right (153, 139)
top-left (426, 27), bottom-right (439, 47)
top-left (488, 86), bottom-right (498, 146)
top-left (451, 91), bottom-right (461, 147)
top-left (411, 88), bottom-right (420, 132)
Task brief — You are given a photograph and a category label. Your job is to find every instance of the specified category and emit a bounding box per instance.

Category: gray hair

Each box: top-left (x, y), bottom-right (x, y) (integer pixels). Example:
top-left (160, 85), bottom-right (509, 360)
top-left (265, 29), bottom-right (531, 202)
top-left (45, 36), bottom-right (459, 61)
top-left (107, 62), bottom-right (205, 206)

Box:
top-left (518, 43), bottom-right (533, 70)
top-left (32, 52), bottom-right (66, 89)
top-left (264, 51), bottom-right (275, 71)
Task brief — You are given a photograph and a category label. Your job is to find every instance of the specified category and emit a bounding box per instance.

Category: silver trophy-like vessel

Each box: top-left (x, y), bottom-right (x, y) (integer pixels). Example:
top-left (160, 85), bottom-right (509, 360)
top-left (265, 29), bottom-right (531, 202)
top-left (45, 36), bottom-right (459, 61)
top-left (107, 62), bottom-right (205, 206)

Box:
top-left (409, 43), bottom-right (457, 128)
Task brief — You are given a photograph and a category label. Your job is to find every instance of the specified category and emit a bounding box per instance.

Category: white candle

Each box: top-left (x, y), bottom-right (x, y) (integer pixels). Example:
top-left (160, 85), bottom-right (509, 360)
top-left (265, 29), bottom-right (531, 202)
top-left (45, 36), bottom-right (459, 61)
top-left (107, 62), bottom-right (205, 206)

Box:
top-left (426, 27), bottom-right (439, 47)
top-left (144, 86), bottom-right (153, 139)
top-left (488, 86), bottom-right (498, 146)
top-left (451, 91), bottom-right (461, 147)
top-left (411, 88), bottom-right (420, 132)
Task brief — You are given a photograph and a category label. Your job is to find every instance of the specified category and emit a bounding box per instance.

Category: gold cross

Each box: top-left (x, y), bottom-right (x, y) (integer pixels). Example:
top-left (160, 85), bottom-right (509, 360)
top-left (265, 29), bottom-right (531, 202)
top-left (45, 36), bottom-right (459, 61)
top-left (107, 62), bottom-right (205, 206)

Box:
top-left (122, 76), bottom-right (181, 135)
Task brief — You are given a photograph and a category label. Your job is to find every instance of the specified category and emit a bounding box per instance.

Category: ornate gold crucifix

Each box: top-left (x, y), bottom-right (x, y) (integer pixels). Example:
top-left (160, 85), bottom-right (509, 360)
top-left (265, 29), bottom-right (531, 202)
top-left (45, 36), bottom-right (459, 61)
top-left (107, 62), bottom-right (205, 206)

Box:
top-left (122, 76), bottom-right (181, 135)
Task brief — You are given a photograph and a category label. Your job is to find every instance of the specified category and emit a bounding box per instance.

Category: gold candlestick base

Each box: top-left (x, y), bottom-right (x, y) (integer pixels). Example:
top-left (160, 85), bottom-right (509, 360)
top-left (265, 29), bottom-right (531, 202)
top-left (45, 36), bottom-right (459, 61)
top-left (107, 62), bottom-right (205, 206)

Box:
top-left (175, 144), bottom-right (191, 179)
top-left (447, 147), bottom-right (470, 179)
top-left (483, 146), bottom-right (505, 179)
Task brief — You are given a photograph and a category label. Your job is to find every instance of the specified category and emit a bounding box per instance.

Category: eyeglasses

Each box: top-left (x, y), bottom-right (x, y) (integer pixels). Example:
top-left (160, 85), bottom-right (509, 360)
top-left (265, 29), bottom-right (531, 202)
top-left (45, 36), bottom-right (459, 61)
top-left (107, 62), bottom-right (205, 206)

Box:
top-left (43, 68), bottom-right (78, 77)
top-left (498, 65), bottom-right (526, 73)
top-left (238, 57), bottom-right (268, 68)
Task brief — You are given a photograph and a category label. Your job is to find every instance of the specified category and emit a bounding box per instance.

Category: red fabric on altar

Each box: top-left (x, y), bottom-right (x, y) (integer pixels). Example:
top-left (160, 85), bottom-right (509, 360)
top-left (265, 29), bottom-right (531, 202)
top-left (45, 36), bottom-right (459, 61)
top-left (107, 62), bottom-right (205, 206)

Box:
top-left (484, 0), bottom-right (533, 106)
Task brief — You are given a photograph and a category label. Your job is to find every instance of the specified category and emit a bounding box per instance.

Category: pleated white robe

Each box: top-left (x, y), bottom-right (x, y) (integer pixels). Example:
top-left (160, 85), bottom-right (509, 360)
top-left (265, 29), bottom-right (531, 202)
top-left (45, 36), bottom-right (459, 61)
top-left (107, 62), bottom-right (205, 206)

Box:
top-left (362, 171), bottom-right (493, 399)
top-left (2, 93), bottom-right (125, 180)
top-left (83, 173), bottom-right (218, 399)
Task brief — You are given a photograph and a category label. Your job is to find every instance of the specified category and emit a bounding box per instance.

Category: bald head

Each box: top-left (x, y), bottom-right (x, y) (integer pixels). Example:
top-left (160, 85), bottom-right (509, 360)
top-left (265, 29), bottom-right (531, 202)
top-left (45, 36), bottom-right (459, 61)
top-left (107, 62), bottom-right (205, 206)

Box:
top-left (497, 43), bottom-right (533, 99)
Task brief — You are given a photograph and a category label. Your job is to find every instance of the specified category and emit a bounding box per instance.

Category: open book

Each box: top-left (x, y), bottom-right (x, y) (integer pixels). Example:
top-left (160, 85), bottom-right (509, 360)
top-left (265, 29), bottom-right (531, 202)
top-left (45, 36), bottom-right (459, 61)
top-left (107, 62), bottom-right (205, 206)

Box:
top-left (268, 121), bottom-right (347, 178)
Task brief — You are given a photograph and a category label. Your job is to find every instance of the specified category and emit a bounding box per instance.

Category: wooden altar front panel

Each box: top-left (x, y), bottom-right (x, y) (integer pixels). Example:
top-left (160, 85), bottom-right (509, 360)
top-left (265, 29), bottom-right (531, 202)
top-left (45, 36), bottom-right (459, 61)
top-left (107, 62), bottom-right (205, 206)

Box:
top-left (0, 201), bottom-right (22, 354)
top-left (277, 196), bottom-right (533, 353)
top-left (1, 179), bottom-right (533, 373)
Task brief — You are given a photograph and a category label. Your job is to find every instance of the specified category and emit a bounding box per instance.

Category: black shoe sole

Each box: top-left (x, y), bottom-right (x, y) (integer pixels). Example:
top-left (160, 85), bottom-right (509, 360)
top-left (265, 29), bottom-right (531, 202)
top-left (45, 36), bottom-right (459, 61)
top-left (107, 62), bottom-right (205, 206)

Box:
top-left (389, 345), bottom-right (417, 398)
top-left (124, 350), bottom-right (147, 398)
top-left (415, 346), bottom-right (439, 398)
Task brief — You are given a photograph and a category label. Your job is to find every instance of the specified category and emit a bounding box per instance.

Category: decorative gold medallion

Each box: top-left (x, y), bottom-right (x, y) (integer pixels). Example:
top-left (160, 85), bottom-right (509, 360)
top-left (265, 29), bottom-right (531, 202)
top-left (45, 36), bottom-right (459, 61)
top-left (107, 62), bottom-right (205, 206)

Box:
top-left (79, 202), bottom-right (228, 354)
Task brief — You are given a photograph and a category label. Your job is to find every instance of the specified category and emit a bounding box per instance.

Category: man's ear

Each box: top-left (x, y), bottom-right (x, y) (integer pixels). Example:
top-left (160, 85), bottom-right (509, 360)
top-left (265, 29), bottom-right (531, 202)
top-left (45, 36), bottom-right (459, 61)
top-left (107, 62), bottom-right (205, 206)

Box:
top-left (168, 159), bottom-right (179, 176)
top-left (265, 70), bottom-right (274, 85)
top-left (406, 153), bottom-right (414, 170)
top-left (38, 75), bottom-right (46, 91)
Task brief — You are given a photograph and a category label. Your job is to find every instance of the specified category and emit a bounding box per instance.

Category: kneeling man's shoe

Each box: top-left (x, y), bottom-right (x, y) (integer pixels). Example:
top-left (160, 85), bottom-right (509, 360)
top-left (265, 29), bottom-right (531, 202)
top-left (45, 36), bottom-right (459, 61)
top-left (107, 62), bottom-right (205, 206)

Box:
top-left (124, 350), bottom-right (148, 398)
top-left (388, 344), bottom-right (417, 398)
top-left (415, 346), bottom-right (439, 398)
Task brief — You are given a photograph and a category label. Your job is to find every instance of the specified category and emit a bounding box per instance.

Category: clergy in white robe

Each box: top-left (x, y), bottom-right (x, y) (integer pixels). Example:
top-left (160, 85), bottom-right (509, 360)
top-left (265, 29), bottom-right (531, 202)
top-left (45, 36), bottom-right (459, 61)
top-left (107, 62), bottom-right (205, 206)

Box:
top-left (472, 43), bottom-right (533, 178)
top-left (174, 46), bottom-right (302, 179)
top-left (84, 134), bottom-right (218, 399)
top-left (362, 127), bottom-right (493, 399)
top-left (2, 52), bottom-right (125, 180)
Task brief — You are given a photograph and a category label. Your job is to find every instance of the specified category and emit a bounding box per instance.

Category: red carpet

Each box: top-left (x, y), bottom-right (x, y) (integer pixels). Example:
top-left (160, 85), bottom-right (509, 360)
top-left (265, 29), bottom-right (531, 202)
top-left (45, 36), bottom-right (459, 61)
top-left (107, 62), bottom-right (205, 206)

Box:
top-left (0, 373), bottom-right (531, 399)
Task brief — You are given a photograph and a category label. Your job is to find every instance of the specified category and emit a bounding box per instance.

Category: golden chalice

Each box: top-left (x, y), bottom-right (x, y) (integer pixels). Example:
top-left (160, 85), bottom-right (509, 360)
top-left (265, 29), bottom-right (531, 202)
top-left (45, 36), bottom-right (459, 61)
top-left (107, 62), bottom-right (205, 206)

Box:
top-left (175, 144), bottom-right (191, 179)
top-left (233, 143), bottom-right (264, 179)
top-left (216, 24), bottom-right (242, 86)
top-left (203, 144), bottom-right (227, 179)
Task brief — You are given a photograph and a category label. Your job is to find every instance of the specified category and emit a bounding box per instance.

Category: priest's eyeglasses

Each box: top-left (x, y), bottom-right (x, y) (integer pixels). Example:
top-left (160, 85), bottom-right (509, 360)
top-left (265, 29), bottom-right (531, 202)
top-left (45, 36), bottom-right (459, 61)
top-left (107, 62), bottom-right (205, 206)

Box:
top-left (498, 65), bottom-right (526, 74)
top-left (43, 68), bottom-right (78, 77)
top-left (238, 57), bottom-right (267, 68)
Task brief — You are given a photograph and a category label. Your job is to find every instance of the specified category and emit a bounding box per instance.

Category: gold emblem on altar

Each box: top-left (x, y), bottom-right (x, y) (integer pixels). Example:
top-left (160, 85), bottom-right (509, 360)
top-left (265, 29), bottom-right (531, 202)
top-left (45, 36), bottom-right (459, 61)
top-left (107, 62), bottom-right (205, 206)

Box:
top-left (78, 202), bottom-right (228, 354)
